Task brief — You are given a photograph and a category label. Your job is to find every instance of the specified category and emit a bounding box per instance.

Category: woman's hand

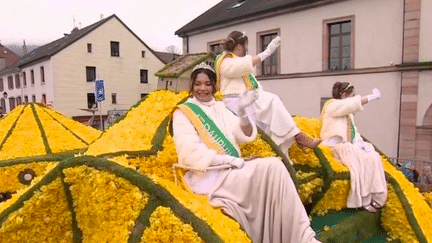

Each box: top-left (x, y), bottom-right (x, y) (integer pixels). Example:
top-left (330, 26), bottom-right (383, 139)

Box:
top-left (238, 90), bottom-right (259, 112)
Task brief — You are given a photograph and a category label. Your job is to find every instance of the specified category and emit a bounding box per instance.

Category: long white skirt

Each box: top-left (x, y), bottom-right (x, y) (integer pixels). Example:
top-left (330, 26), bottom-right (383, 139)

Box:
top-left (224, 90), bottom-right (300, 156)
top-left (332, 142), bottom-right (388, 208)
top-left (207, 157), bottom-right (319, 243)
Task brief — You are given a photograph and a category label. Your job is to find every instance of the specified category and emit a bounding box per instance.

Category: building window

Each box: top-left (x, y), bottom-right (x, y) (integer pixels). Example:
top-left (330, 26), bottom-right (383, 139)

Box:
top-left (323, 16), bottom-right (355, 71)
top-left (140, 69), bottom-right (148, 83)
top-left (40, 66), bottom-right (45, 83)
top-left (257, 30), bottom-right (280, 76)
top-left (87, 43), bottom-right (92, 53)
top-left (142, 51), bottom-right (145, 58)
top-left (30, 69), bottom-right (35, 85)
top-left (112, 93), bottom-right (117, 104)
top-left (15, 74), bottom-right (20, 88)
top-left (41, 94), bottom-right (46, 104)
top-left (16, 96), bottom-right (22, 106)
top-left (1, 98), bottom-right (5, 112)
top-left (0, 78), bottom-right (3, 92)
top-left (208, 42), bottom-right (224, 55)
top-left (9, 97), bottom-right (15, 110)
top-left (111, 41), bottom-right (120, 57)
top-left (141, 93), bottom-right (148, 99)
top-left (24, 95), bottom-right (28, 103)
top-left (32, 95), bottom-right (36, 102)
top-left (87, 93), bottom-right (97, 109)
top-left (23, 72), bottom-right (26, 86)
top-left (8, 76), bottom-right (13, 90)
top-left (86, 66), bottom-right (96, 82)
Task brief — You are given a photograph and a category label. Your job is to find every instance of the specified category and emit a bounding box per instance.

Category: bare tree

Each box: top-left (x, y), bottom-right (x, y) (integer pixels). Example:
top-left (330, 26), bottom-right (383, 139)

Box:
top-left (165, 45), bottom-right (180, 54)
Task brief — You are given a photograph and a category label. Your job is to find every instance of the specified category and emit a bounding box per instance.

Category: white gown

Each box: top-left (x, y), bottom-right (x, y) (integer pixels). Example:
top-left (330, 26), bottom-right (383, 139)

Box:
top-left (173, 97), bottom-right (320, 243)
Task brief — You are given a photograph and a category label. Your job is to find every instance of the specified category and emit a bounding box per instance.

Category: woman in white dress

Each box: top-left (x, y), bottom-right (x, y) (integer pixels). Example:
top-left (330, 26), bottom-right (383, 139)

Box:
top-left (172, 63), bottom-right (320, 243)
top-left (214, 31), bottom-right (321, 157)
top-left (320, 82), bottom-right (387, 212)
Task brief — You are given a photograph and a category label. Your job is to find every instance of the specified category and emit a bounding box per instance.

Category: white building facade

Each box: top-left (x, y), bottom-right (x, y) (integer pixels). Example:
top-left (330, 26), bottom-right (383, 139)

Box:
top-left (1, 14), bottom-right (165, 127)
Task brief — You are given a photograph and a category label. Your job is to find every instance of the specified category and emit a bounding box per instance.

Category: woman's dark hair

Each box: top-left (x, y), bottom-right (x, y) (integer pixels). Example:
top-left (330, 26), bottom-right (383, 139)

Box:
top-left (189, 68), bottom-right (217, 95)
top-left (332, 82), bottom-right (354, 99)
top-left (223, 31), bottom-right (248, 52)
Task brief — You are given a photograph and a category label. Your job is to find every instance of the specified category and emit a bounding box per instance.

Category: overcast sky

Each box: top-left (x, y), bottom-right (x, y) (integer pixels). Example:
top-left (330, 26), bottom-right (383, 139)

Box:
top-left (1, 0), bottom-right (222, 53)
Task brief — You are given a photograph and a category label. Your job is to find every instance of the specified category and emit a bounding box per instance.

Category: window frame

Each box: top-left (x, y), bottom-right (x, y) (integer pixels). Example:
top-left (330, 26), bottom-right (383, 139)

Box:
top-left (87, 93), bottom-right (98, 109)
top-left (24, 95), bottom-right (28, 103)
top-left (30, 69), bottom-right (35, 85)
top-left (140, 69), bottom-right (148, 83)
top-left (22, 71), bottom-right (26, 86)
top-left (142, 51), bottom-right (145, 58)
top-left (15, 74), bottom-right (20, 89)
top-left (87, 43), bottom-right (92, 53)
top-left (322, 15), bottom-right (355, 71)
top-left (256, 29), bottom-right (281, 76)
top-left (7, 76), bottom-right (13, 90)
top-left (207, 40), bottom-right (224, 55)
top-left (40, 66), bottom-right (45, 84)
top-left (86, 66), bottom-right (96, 82)
top-left (9, 97), bottom-right (15, 110)
top-left (32, 95), bottom-right (36, 102)
top-left (110, 41), bottom-right (120, 57)
top-left (111, 93), bottom-right (117, 104)
top-left (0, 78), bottom-right (3, 92)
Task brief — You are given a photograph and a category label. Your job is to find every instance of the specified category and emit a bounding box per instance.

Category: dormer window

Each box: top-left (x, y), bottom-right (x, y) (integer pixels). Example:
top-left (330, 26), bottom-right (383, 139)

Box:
top-left (229, 0), bottom-right (246, 9)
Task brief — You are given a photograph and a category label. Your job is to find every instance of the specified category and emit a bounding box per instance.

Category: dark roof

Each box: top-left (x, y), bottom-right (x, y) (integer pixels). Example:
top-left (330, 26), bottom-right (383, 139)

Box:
top-left (0, 44), bottom-right (20, 69)
top-left (155, 52), bottom-right (216, 78)
top-left (176, 0), bottom-right (331, 36)
top-left (154, 51), bottom-right (181, 64)
top-left (17, 14), bottom-right (165, 67)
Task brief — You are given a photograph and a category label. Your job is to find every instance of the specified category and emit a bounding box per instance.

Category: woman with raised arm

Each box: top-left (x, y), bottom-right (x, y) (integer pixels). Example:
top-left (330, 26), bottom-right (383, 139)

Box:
top-left (320, 82), bottom-right (387, 212)
top-left (172, 63), bottom-right (320, 243)
top-left (214, 31), bottom-right (321, 158)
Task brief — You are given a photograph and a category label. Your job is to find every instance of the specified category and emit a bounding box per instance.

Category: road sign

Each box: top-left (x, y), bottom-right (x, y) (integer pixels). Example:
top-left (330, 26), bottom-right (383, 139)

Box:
top-left (95, 80), bottom-right (105, 102)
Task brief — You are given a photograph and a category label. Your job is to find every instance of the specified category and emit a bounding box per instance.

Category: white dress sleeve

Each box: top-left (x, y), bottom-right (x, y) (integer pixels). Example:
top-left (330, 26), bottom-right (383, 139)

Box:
top-left (326, 95), bottom-right (364, 118)
top-left (220, 55), bottom-right (254, 78)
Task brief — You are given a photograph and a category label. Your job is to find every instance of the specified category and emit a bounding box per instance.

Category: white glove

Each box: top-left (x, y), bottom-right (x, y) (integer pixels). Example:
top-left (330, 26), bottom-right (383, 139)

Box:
top-left (258, 36), bottom-right (281, 61)
top-left (238, 90), bottom-right (259, 111)
top-left (213, 154), bottom-right (244, 168)
top-left (366, 87), bottom-right (381, 102)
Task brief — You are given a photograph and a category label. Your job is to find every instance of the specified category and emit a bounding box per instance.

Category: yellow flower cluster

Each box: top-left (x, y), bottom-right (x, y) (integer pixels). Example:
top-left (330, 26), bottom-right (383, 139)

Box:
top-left (312, 180), bottom-right (350, 215)
top-left (381, 185), bottom-right (418, 242)
top-left (42, 108), bottom-right (101, 144)
top-left (0, 162), bottom-right (57, 192)
top-left (86, 90), bottom-right (189, 156)
top-left (35, 107), bottom-right (87, 153)
top-left (141, 206), bottom-right (204, 243)
top-left (423, 192), bottom-right (432, 208)
top-left (0, 106), bottom-right (46, 160)
top-left (319, 145), bottom-right (349, 173)
top-left (111, 134), bottom-right (179, 183)
top-left (152, 176), bottom-right (251, 243)
top-left (0, 106), bottom-right (24, 143)
top-left (292, 116), bottom-right (321, 138)
top-left (238, 134), bottom-right (277, 159)
top-left (288, 143), bottom-right (321, 168)
top-left (63, 165), bottom-right (149, 242)
top-left (0, 178), bottom-right (73, 243)
top-left (381, 157), bottom-right (432, 242)
top-left (299, 178), bottom-right (324, 204)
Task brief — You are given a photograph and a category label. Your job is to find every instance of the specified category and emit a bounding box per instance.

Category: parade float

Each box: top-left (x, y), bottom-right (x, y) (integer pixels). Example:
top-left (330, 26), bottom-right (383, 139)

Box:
top-left (0, 90), bottom-right (431, 242)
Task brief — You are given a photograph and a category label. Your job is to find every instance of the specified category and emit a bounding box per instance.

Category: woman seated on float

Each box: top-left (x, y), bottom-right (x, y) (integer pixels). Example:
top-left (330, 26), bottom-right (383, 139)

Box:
top-left (320, 82), bottom-right (387, 212)
top-left (172, 63), bottom-right (320, 243)
top-left (214, 31), bottom-right (321, 157)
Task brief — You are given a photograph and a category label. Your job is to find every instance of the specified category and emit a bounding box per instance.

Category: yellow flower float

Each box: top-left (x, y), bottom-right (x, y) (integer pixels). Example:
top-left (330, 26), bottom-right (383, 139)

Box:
top-left (0, 103), bottom-right (101, 216)
top-left (0, 91), bottom-right (431, 243)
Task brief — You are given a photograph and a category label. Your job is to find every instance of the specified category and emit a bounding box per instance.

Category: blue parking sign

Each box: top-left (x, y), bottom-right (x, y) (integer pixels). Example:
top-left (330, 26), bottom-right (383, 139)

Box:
top-left (95, 80), bottom-right (105, 102)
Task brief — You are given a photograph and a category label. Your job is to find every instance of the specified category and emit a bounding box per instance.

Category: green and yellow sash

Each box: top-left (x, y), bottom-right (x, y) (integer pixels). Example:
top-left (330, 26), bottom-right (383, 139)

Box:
top-left (214, 52), bottom-right (259, 91)
top-left (320, 99), bottom-right (355, 143)
top-left (177, 102), bottom-right (240, 157)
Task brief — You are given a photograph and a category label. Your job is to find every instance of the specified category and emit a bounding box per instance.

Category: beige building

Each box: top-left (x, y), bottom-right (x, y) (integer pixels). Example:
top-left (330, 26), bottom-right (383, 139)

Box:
top-left (2, 14), bottom-right (165, 127)
top-left (176, 0), bottom-right (432, 165)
